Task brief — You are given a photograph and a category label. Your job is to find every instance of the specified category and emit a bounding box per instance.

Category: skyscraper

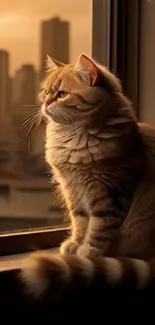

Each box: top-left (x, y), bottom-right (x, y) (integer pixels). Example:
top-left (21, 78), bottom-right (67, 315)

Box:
top-left (12, 64), bottom-right (38, 175)
top-left (0, 50), bottom-right (10, 117)
top-left (40, 17), bottom-right (70, 78)
top-left (0, 50), bottom-right (13, 175)
top-left (12, 64), bottom-right (37, 109)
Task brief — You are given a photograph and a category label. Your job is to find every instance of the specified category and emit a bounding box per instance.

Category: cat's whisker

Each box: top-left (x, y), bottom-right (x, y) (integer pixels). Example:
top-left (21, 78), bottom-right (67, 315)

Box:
top-left (23, 114), bottom-right (39, 140)
top-left (23, 116), bottom-right (38, 130)
top-left (24, 113), bottom-right (43, 153)
top-left (22, 111), bottom-right (41, 128)
top-left (24, 114), bottom-right (41, 135)
top-left (23, 121), bottom-right (38, 136)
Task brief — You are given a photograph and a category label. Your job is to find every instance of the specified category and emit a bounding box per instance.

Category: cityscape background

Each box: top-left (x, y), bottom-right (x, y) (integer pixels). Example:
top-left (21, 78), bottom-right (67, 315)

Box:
top-left (0, 2), bottom-right (92, 232)
top-left (0, 17), bottom-right (70, 179)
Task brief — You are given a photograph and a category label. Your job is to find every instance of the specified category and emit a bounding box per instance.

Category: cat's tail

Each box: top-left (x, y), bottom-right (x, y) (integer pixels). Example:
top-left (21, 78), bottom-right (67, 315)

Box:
top-left (20, 251), bottom-right (155, 299)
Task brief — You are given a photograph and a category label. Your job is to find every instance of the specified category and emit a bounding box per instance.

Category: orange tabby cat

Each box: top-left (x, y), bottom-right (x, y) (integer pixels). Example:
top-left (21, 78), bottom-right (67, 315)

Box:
top-left (21, 54), bottom-right (155, 297)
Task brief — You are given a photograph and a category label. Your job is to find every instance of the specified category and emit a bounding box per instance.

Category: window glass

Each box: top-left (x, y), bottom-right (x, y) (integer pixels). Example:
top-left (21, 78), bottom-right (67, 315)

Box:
top-left (0, 0), bottom-right (92, 233)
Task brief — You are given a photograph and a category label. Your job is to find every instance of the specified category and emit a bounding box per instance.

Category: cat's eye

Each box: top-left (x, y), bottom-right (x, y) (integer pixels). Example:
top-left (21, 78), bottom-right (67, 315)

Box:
top-left (45, 89), bottom-right (49, 96)
top-left (57, 90), bottom-right (68, 99)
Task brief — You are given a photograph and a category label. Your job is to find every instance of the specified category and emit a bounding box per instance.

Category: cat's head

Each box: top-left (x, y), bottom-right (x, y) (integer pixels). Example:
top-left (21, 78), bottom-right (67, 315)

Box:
top-left (40, 54), bottom-right (132, 127)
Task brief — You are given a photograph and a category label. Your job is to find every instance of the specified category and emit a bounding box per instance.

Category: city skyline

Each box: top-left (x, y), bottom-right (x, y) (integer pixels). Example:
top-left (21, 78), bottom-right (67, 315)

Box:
top-left (0, 1), bottom-right (92, 232)
top-left (0, 15), bottom-right (72, 178)
top-left (0, 16), bottom-right (70, 78)
top-left (0, 0), bottom-right (92, 76)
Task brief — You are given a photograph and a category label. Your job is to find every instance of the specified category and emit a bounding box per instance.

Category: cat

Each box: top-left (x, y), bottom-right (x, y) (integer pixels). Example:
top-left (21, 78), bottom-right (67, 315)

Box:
top-left (21, 54), bottom-right (155, 298)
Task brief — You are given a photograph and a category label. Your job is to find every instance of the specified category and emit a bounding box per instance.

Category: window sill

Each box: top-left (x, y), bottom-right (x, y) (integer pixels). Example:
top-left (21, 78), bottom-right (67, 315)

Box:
top-left (0, 226), bottom-right (68, 256)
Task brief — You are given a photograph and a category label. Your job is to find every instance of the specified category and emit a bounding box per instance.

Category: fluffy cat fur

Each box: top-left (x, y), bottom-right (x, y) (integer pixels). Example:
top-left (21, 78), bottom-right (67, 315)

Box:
top-left (21, 54), bottom-right (155, 298)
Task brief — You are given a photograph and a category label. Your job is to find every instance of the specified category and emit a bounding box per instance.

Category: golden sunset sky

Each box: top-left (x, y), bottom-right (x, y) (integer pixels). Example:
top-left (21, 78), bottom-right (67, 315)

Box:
top-left (0, 0), bottom-right (92, 76)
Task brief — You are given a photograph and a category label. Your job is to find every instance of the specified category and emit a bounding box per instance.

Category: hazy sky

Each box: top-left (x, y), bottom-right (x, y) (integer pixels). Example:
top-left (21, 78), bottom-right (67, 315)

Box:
top-left (0, 0), bottom-right (92, 76)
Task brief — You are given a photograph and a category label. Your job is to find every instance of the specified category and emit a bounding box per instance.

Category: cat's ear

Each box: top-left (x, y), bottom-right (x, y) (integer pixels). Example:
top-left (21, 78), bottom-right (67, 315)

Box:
top-left (75, 54), bottom-right (122, 92)
top-left (74, 54), bottom-right (98, 86)
top-left (46, 55), bottom-right (65, 71)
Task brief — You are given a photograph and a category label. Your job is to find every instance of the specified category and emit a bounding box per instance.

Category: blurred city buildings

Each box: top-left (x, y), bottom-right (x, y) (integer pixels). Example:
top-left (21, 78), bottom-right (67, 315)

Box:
top-left (0, 17), bottom-right (70, 179)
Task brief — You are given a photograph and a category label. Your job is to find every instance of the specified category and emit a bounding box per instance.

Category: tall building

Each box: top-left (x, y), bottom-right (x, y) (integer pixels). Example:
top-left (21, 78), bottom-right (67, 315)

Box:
top-left (12, 64), bottom-right (38, 175)
top-left (12, 64), bottom-right (37, 109)
top-left (0, 50), bottom-right (10, 117)
top-left (40, 17), bottom-right (70, 78)
top-left (0, 50), bottom-right (13, 175)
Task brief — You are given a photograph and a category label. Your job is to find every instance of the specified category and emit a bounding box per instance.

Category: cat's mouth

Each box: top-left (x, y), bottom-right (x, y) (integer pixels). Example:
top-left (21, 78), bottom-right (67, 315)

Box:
top-left (41, 102), bottom-right (53, 118)
top-left (41, 102), bottom-right (73, 125)
top-left (42, 102), bottom-right (63, 123)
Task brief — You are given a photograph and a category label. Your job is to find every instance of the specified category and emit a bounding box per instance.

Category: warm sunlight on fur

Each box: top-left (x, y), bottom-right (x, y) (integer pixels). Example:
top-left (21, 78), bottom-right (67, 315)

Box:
top-left (21, 54), bottom-right (155, 299)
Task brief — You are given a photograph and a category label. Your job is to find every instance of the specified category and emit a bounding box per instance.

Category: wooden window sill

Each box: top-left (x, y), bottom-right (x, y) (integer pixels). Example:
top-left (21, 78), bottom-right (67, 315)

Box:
top-left (0, 226), bottom-right (67, 256)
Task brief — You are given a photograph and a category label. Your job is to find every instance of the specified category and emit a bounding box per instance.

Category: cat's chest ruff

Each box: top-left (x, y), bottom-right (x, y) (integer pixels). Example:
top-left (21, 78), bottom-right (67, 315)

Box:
top-left (45, 123), bottom-right (118, 166)
top-left (46, 132), bottom-right (97, 165)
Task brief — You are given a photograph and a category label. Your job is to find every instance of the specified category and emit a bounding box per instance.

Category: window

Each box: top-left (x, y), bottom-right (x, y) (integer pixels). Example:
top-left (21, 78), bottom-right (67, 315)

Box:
top-left (0, 0), bottom-right (149, 258)
top-left (0, 0), bottom-right (93, 255)
top-left (109, 0), bottom-right (155, 124)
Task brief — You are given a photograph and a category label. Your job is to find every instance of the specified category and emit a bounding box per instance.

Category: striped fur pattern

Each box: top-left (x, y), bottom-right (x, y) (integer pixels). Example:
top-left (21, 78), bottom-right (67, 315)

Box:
top-left (41, 54), bottom-right (142, 258)
top-left (21, 252), bottom-right (154, 299)
top-left (21, 54), bottom-right (155, 297)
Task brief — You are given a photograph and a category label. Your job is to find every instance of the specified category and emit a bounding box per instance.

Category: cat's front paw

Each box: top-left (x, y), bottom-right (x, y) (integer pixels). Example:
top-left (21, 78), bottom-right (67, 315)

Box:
top-left (60, 239), bottom-right (79, 255)
top-left (77, 244), bottom-right (102, 259)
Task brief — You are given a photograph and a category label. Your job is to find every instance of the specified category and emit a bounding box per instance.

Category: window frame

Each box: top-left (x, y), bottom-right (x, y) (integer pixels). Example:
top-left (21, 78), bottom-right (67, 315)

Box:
top-left (0, 226), bottom-right (67, 256)
top-left (92, 0), bottom-right (111, 67)
top-left (110, 0), bottom-right (140, 116)
top-left (92, 0), bottom-right (140, 115)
